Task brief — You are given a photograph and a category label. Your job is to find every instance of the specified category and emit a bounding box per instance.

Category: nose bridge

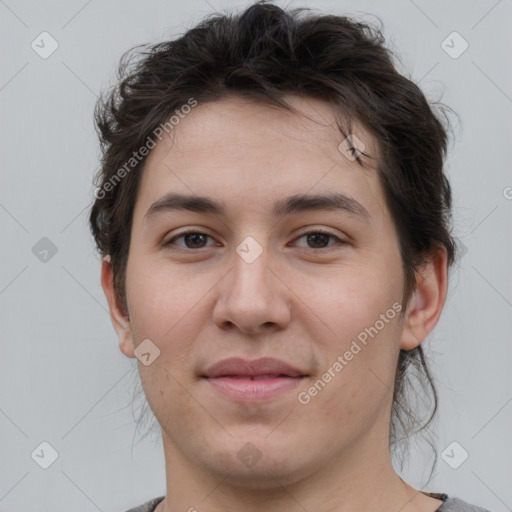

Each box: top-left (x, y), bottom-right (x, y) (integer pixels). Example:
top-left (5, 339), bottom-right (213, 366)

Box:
top-left (212, 235), bottom-right (291, 333)
top-left (230, 237), bottom-right (276, 306)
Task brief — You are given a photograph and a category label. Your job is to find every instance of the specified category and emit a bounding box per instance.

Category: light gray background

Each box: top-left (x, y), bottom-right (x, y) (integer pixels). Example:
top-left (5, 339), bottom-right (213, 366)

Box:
top-left (1, 0), bottom-right (511, 511)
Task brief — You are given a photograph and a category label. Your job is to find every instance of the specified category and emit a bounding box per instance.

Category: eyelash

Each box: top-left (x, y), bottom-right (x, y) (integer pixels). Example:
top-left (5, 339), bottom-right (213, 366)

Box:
top-left (163, 229), bottom-right (346, 253)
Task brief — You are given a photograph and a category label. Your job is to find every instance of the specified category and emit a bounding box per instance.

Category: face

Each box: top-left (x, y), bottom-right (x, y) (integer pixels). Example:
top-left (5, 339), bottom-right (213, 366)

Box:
top-left (108, 95), bottom-right (427, 487)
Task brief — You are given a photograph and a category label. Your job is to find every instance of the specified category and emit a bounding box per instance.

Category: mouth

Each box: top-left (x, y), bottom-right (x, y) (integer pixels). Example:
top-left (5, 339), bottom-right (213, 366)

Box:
top-left (202, 357), bottom-right (308, 401)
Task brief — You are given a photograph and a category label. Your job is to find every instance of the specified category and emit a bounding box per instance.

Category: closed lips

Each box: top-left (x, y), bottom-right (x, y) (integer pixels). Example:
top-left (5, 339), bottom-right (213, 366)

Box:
top-left (221, 374), bottom-right (297, 380)
top-left (202, 357), bottom-right (307, 379)
top-left (202, 357), bottom-right (308, 401)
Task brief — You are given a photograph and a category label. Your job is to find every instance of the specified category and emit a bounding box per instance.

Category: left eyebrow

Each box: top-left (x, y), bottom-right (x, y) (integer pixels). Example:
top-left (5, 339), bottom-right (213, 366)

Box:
top-left (273, 192), bottom-right (370, 221)
top-left (143, 191), bottom-right (371, 224)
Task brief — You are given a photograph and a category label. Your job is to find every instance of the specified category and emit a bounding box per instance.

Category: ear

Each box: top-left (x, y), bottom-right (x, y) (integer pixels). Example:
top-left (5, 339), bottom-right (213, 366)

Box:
top-left (400, 246), bottom-right (448, 350)
top-left (101, 256), bottom-right (135, 358)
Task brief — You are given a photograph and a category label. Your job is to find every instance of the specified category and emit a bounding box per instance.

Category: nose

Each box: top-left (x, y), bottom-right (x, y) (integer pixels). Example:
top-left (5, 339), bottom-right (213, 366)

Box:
top-left (212, 242), bottom-right (292, 335)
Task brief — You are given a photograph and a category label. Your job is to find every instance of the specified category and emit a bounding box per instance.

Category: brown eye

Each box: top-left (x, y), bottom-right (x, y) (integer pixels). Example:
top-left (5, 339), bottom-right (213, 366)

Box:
top-left (304, 232), bottom-right (331, 249)
top-left (164, 231), bottom-right (214, 250)
top-left (293, 230), bottom-right (346, 251)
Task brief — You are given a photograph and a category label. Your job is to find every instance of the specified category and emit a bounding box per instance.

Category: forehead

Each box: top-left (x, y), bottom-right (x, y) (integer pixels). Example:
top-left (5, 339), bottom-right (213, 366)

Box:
top-left (158, 94), bottom-right (377, 163)
top-left (135, 94), bottom-right (385, 221)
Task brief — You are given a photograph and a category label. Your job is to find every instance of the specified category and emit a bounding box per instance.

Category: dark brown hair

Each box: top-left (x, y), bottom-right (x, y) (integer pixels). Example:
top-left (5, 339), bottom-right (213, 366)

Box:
top-left (90, 0), bottom-right (457, 465)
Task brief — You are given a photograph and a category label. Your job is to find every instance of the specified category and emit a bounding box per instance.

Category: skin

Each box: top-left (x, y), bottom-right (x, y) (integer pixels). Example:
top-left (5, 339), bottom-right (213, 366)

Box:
top-left (101, 95), bottom-right (448, 512)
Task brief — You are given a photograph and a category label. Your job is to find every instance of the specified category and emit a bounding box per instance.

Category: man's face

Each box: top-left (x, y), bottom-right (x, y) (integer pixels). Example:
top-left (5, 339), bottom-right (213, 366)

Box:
top-left (120, 95), bottom-right (407, 485)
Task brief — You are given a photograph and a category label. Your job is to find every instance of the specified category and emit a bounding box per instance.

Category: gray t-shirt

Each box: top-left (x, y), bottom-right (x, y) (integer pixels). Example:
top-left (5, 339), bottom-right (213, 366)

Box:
top-left (125, 492), bottom-right (493, 511)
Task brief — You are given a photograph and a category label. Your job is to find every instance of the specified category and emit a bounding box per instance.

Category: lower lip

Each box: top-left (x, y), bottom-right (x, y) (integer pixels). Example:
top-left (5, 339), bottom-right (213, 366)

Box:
top-left (204, 376), bottom-right (305, 401)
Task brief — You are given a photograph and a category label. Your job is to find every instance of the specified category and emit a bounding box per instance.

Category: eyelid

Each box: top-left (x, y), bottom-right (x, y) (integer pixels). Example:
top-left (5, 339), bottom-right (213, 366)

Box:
top-left (292, 226), bottom-right (345, 240)
top-left (163, 227), bottom-right (348, 252)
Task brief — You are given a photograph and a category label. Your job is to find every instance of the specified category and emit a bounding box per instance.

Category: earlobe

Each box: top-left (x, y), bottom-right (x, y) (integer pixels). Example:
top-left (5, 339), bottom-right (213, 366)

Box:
top-left (400, 247), bottom-right (448, 351)
top-left (100, 257), bottom-right (135, 358)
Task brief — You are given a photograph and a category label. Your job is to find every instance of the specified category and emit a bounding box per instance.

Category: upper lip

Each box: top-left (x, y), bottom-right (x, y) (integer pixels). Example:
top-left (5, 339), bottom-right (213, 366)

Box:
top-left (203, 357), bottom-right (306, 378)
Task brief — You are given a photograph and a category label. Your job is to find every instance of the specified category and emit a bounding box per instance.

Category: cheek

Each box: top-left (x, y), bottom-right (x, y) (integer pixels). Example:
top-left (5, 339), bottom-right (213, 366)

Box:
top-left (125, 259), bottom-right (208, 428)
top-left (303, 257), bottom-right (403, 402)
top-left (308, 317), bottom-right (402, 436)
top-left (125, 255), bottom-right (204, 342)
top-left (309, 259), bottom-right (402, 343)
top-left (139, 360), bottom-right (211, 448)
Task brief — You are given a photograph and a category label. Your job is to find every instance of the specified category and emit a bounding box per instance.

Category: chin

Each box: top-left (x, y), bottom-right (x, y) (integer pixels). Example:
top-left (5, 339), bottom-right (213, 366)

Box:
top-left (202, 438), bottom-right (312, 489)
top-left (218, 460), bottom-right (309, 490)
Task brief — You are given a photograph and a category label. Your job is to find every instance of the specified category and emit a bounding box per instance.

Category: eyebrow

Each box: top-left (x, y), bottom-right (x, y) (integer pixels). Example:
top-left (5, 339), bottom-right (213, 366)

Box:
top-left (144, 191), bottom-right (370, 223)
